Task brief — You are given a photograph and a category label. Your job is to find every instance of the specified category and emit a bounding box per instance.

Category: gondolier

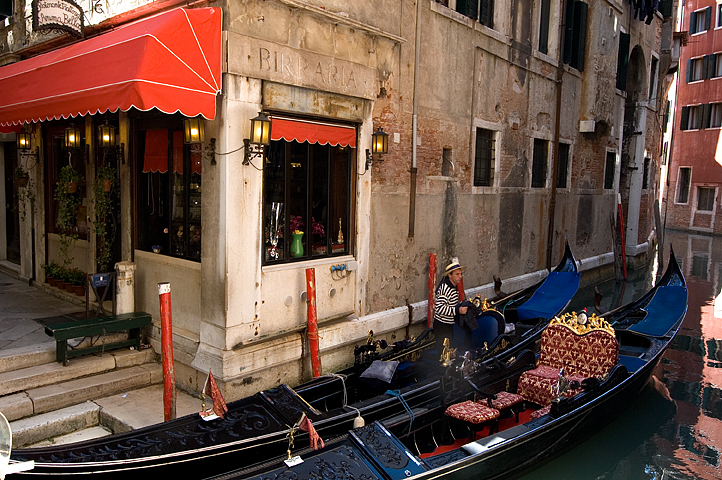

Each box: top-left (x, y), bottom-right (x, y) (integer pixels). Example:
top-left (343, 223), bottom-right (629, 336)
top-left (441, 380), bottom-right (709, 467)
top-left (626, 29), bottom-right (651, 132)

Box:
top-left (434, 258), bottom-right (468, 351)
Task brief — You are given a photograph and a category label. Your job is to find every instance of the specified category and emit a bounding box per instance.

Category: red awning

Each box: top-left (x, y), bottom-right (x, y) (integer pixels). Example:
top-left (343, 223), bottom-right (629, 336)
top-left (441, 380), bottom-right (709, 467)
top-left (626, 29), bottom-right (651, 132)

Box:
top-left (0, 7), bottom-right (222, 128)
top-left (0, 124), bottom-right (21, 134)
top-left (270, 117), bottom-right (357, 148)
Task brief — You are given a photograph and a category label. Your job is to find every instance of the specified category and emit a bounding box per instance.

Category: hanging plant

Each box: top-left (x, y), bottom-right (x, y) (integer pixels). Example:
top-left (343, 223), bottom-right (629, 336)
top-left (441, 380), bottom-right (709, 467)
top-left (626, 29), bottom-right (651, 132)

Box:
top-left (14, 166), bottom-right (29, 187)
top-left (55, 164), bottom-right (83, 269)
top-left (92, 162), bottom-right (117, 272)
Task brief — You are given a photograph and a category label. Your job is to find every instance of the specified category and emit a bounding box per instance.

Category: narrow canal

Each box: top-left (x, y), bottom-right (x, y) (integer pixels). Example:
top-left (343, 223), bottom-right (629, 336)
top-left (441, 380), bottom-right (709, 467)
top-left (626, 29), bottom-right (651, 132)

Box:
top-left (520, 230), bottom-right (722, 480)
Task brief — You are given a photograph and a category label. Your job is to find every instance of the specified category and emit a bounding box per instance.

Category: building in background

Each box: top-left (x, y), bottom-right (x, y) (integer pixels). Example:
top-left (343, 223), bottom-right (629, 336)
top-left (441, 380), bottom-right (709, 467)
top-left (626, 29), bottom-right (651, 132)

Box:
top-left (0, 0), bottom-right (675, 401)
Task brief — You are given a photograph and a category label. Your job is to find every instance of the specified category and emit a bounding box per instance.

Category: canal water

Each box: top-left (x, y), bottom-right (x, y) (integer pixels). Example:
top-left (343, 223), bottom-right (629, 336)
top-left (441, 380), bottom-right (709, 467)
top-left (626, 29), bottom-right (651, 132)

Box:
top-left (519, 230), bottom-right (722, 480)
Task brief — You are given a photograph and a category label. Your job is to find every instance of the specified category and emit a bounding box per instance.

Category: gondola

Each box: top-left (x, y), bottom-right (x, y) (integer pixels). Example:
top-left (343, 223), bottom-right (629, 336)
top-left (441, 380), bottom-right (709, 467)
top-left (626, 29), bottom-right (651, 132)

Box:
top-left (8, 245), bottom-right (580, 478)
top-left (203, 248), bottom-right (686, 480)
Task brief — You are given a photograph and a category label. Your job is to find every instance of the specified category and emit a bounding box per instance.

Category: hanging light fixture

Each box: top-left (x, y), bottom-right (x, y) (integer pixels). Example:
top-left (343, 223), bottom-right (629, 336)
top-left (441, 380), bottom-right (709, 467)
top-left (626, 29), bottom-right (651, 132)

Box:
top-left (98, 122), bottom-right (116, 148)
top-left (65, 125), bottom-right (82, 149)
top-left (184, 117), bottom-right (205, 144)
top-left (244, 112), bottom-right (272, 165)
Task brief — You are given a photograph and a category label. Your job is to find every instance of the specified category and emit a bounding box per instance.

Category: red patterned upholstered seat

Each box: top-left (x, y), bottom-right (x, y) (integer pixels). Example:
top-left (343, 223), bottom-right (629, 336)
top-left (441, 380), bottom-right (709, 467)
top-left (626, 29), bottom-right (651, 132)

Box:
top-left (530, 405), bottom-right (551, 420)
top-left (489, 391), bottom-right (523, 410)
top-left (445, 400), bottom-right (500, 424)
top-left (518, 318), bottom-right (618, 407)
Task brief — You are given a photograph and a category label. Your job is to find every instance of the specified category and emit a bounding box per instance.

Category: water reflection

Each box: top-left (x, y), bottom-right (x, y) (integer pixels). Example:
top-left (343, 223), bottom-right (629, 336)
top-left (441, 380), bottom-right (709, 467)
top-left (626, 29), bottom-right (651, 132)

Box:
top-left (520, 230), bottom-right (722, 480)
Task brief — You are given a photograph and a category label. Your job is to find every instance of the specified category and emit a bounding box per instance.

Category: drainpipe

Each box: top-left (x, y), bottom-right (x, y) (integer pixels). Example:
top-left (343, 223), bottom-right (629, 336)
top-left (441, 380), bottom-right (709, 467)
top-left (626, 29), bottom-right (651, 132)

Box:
top-left (409, 0), bottom-right (422, 237)
top-left (546, 6), bottom-right (566, 271)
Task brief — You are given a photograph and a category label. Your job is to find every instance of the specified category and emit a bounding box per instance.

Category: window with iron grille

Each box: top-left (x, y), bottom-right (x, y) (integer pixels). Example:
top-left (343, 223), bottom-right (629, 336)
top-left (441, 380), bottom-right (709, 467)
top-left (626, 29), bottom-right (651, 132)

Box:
top-left (473, 128), bottom-right (495, 187)
top-left (531, 139), bottom-right (548, 188)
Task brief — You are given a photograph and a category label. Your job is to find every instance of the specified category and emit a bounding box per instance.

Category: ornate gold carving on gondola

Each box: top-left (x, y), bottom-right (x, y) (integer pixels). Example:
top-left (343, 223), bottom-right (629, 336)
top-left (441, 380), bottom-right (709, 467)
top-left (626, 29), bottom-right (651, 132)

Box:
top-left (549, 312), bottom-right (614, 336)
top-left (440, 338), bottom-right (457, 366)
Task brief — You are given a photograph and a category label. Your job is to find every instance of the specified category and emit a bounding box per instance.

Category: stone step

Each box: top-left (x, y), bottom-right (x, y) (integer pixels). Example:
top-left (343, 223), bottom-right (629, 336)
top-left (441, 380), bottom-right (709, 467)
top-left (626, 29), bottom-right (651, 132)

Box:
top-left (0, 332), bottom-right (131, 374)
top-left (10, 402), bottom-right (100, 448)
top-left (0, 347), bottom-right (155, 397)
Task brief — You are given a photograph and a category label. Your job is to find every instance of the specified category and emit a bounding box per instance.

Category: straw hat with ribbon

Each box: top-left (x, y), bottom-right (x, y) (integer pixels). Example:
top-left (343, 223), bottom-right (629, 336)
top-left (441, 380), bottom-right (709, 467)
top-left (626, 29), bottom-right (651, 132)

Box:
top-left (443, 257), bottom-right (466, 276)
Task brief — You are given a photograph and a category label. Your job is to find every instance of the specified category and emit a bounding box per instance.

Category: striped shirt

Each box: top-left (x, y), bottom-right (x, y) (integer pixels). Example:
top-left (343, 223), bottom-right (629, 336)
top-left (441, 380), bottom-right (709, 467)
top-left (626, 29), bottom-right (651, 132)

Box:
top-left (434, 276), bottom-right (460, 325)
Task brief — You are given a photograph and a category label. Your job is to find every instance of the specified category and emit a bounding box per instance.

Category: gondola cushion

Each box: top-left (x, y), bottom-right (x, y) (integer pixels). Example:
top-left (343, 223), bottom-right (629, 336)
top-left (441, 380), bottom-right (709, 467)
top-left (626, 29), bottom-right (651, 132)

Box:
top-left (518, 323), bottom-right (618, 406)
top-left (488, 391), bottom-right (523, 410)
top-left (445, 401), bottom-right (500, 424)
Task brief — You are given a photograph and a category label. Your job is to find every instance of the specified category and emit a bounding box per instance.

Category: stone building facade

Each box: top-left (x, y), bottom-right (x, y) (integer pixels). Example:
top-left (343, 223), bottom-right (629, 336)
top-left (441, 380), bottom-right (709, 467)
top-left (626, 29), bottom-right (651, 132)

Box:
top-left (0, 0), bottom-right (673, 401)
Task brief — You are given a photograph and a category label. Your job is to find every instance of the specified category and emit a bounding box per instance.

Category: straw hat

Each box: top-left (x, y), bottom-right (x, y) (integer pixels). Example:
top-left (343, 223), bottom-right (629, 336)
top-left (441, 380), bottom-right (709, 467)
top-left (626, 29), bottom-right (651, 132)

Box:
top-left (443, 257), bottom-right (466, 276)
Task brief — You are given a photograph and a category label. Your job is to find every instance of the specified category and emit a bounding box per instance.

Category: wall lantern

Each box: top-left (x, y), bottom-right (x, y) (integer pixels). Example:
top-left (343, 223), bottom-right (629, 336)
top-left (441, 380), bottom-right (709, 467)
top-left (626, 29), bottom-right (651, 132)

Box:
top-left (98, 122), bottom-right (116, 148)
top-left (243, 112), bottom-right (272, 165)
top-left (16, 131), bottom-right (32, 151)
top-left (64, 125), bottom-right (82, 149)
top-left (184, 117), bottom-right (205, 144)
top-left (366, 127), bottom-right (389, 170)
top-left (98, 121), bottom-right (123, 164)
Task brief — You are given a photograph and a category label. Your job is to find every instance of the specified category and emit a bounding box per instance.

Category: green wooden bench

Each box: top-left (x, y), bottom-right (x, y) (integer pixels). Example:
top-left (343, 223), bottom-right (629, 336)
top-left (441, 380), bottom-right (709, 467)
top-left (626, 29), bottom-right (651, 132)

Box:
top-left (44, 312), bottom-right (152, 365)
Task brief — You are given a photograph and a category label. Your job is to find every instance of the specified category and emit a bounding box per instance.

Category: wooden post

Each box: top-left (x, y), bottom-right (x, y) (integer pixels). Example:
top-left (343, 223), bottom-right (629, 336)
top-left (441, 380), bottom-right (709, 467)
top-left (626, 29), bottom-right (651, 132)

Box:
top-left (305, 268), bottom-right (321, 377)
top-left (617, 194), bottom-right (627, 280)
top-left (428, 253), bottom-right (437, 328)
top-left (158, 282), bottom-right (176, 421)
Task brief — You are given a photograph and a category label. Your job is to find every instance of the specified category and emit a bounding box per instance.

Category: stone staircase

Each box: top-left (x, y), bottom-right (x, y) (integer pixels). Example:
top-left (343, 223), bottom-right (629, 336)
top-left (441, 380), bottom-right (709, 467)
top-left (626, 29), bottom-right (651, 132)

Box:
top-left (0, 337), bottom-right (164, 448)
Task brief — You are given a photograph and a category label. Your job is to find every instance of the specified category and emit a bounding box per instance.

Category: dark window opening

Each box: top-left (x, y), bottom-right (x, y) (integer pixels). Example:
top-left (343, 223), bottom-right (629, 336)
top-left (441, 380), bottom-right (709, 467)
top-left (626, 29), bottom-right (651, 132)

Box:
top-left (677, 167), bottom-right (691, 203)
top-left (531, 139), bottom-right (548, 188)
top-left (698, 186), bottom-right (716, 211)
top-left (642, 158), bottom-right (651, 190)
top-left (563, 1), bottom-right (588, 72)
top-left (539, 0), bottom-right (551, 55)
top-left (604, 152), bottom-right (616, 190)
top-left (556, 143), bottom-right (569, 188)
top-left (473, 128), bottom-right (495, 187)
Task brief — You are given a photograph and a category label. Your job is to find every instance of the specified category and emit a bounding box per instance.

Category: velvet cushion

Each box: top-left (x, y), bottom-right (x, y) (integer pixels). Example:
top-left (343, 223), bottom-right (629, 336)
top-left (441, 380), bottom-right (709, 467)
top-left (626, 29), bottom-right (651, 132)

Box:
top-left (360, 360), bottom-right (399, 384)
top-left (530, 405), bottom-right (551, 420)
top-left (488, 391), bottom-right (523, 410)
top-left (445, 401), bottom-right (500, 424)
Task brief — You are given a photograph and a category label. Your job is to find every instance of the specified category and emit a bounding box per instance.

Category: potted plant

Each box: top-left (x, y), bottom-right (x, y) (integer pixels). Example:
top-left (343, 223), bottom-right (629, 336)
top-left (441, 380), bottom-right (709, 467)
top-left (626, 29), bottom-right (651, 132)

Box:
top-left (55, 165), bottom-right (82, 271)
top-left (70, 268), bottom-right (86, 296)
top-left (14, 166), bottom-right (29, 187)
top-left (42, 263), bottom-right (59, 287)
top-left (92, 162), bottom-right (117, 272)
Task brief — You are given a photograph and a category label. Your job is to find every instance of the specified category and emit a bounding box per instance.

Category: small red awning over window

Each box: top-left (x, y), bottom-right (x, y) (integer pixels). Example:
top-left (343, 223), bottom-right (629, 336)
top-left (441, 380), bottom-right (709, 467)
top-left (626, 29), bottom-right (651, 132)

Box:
top-left (270, 117), bottom-right (357, 148)
top-left (0, 7), bottom-right (221, 128)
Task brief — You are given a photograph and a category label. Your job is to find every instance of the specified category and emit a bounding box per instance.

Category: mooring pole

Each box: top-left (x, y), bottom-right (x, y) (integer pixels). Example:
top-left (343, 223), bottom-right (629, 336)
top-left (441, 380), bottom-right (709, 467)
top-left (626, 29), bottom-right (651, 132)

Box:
top-left (617, 194), bottom-right (628, 280)
top-left (158, 282), bottom-right (176, 421)
top-left (428, 253), bottom-right (437, 328)
top-left (305, 268), bottom-right (321, 377)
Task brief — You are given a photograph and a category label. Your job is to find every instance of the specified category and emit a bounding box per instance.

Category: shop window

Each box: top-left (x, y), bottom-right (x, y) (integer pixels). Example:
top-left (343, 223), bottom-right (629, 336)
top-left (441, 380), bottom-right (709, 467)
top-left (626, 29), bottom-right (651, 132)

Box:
top-left (136, 122), bottom-right (201, 261)
top-left (676, 167), bottom-right (691, 203)
top-left (556, 143), bottom-right (570, 188)
top-left (690, 7), bottom-right (711, 35)
top-left (604, 152), bottom-right (616, 190)
top-left (697, 186), bottom-right (716, 211)
top-left (531, 139), bottom-right (548, 188)
top-left (263, 140), bottom-right (352, 264)
top-left (44, 124), bottom-right (88, 239)
top-left (473, 128), bottom-right (495, 187)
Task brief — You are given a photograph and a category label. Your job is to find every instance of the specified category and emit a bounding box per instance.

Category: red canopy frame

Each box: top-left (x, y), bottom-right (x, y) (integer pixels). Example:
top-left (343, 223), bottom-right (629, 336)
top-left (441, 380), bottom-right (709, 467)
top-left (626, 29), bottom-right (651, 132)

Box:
top-left (0, 7), bottom-right (222, 128)
top-left (270, 117), bottom-right (357, 148)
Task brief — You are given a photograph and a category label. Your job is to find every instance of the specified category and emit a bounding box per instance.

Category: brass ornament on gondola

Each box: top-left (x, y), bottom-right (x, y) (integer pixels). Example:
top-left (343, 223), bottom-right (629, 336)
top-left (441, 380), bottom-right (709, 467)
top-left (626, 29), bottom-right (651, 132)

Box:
top-left (549, 311), bottom-right (615, 336)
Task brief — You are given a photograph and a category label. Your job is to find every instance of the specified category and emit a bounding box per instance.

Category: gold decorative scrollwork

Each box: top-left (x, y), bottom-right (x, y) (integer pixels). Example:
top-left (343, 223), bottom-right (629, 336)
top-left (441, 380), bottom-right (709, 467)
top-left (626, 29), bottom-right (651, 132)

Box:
top-left (549, 312), bottom-right (615, 336)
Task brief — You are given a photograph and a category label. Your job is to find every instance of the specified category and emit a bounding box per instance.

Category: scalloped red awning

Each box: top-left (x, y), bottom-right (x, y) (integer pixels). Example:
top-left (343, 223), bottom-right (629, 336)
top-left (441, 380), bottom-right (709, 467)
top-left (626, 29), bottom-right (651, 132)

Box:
top-left (0, 7), bottom-right (221, 128)
top-left (270, 117), bottom-right (357, 148)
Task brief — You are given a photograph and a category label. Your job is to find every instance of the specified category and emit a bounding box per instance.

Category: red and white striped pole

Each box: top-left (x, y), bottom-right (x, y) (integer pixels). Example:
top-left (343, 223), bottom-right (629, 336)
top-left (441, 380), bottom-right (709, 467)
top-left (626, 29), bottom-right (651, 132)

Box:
top-left (428, 253), bottom-right (437, 328)
top-left (305, 268), bottom-right (321, 378)
top-left (158, 282), bottom-right (176, 421)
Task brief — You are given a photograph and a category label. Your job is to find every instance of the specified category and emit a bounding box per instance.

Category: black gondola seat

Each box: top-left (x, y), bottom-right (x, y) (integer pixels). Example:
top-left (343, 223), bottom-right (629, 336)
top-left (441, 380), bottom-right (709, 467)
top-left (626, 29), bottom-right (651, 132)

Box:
top-left (517, 312), bottom-right (619, 407)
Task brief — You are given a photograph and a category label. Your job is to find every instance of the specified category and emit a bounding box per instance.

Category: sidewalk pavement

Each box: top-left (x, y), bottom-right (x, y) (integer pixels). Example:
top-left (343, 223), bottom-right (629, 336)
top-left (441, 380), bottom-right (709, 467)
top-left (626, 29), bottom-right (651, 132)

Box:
top-left (0, 267), bottom-right (200, 447)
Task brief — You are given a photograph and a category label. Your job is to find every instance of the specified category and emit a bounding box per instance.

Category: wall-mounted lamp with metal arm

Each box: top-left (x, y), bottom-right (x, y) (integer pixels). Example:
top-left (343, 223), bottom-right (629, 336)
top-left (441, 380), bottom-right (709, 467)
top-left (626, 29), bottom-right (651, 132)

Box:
top-left (365, 127), bottom-right (388, 171)
top-left (243, 112), bottom-right (272, 165)
top-left (184, 117), bottom-right (217, 164)
top-left (16, 126), bottom-right (39, 159)
top-left (97, 121), bottom-right (123, 164)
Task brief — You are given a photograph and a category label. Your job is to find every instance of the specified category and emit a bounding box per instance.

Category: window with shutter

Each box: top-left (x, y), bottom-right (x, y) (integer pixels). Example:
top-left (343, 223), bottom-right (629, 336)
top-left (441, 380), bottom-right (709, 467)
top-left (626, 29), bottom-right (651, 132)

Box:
top-left (616, 32), bottom-right (630, 90)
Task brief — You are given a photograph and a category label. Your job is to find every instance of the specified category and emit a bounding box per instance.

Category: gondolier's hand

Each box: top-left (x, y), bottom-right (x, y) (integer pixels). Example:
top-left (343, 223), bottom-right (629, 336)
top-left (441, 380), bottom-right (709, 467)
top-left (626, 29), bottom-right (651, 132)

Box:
top-left (459, 306), bottom-right (468, 314)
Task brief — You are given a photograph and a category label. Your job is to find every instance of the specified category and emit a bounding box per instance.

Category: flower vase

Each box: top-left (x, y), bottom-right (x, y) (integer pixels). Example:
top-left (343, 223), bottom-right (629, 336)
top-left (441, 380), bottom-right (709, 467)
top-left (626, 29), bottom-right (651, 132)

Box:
top-left (291, 232), bottom-right (304, 257)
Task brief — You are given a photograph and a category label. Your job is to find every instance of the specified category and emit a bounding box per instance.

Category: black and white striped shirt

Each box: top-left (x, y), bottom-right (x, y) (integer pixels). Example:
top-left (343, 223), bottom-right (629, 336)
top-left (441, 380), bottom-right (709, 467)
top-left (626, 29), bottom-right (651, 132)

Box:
top-left (434, 276), bottom-right (460, 325)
